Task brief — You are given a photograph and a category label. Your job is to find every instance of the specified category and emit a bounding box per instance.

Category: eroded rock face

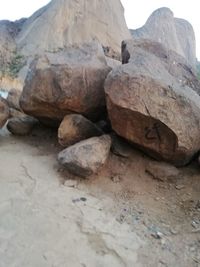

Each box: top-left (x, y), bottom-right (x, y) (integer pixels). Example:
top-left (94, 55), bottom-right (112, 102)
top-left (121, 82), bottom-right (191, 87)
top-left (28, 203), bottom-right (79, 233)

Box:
top-left (0, 96), bottom-right (9, 128)
top-left (105, 39), bottom-right (200, 166)
top-left (58, 114), bottom-right (102, 147)
top-left (16, 0), bottom-right (131, 57)
top-left (20, 42), bottom-right (111, 122)
top-left (58, 135), bottom-right (111, 177)
top-left (131, 7), bottom-right (196, 68)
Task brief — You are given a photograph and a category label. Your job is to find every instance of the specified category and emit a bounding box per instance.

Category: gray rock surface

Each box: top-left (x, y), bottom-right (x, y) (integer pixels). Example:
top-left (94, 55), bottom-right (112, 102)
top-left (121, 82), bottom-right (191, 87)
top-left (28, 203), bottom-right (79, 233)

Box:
top-left (58, 135), bottom-right (111, 177)
top-left (105, 39), bottom-right (200, 166)
top-left (131, 7), bottom-right (196, 68)
top-left (16, 0), bottom-right (131, 57)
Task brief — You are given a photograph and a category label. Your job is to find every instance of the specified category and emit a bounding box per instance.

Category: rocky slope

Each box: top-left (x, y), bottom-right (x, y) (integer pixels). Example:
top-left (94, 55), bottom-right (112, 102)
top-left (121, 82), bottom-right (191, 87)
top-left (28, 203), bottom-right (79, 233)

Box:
top-left (16, 0), bottom-right (131, 56)
top-left (0, 0), bottom-right (130, 90)
top-left (131, 7), bottom-right (196, 68)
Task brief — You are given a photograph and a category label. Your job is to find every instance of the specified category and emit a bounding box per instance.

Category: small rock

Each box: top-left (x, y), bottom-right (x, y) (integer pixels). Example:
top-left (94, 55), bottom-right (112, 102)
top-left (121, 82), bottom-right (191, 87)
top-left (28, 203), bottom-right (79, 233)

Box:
top-left (72, 197), bottom-right (87, 203)
top-left (58, 135), bottom-right (111, 178)
top-left (175, 184), bottom-right (185, 190)
top-left (58, 114), bottom-right (103, 147)
top-left (158, 260), bottom-right (167, 266)
top-left (7, 116), bottom-right (38, 135)
top-left (80, 197), bottom-right (87, 202)
top-left (64, 179), bottom-right (78, 188)
top-left (111, 175), bottom-right (121, 183)
top-left (170, 229), bottom-right (178, 235)
top-left (146, 161), bottom-right (180, 182)
top-left (151, 231), bottom-right (163, 239)
top-left (111, 133), bottom-right (131, 158)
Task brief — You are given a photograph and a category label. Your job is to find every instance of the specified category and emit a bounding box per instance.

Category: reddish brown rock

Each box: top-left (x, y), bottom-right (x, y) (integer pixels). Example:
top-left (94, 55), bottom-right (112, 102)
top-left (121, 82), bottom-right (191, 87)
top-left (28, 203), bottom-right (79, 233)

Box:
top-left (58, 114), bottom-right (103, 147)
top-left (105, 39), bottom-right (200, 166)
top-left (20, 42), bottom-right (111, 122)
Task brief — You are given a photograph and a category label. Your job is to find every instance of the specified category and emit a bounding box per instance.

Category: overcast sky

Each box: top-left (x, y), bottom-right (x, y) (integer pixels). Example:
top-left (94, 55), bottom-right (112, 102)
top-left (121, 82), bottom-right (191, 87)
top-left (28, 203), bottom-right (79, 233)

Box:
top-left (0, 0), bottom-right (199, 59)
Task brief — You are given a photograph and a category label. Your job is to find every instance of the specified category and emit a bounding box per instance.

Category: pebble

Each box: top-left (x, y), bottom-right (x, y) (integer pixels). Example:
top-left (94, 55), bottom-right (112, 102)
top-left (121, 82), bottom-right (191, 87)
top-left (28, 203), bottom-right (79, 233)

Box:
top-left (151, 231), bottom-right (163, 239)
top-left (64, 179), bottom-right (78, 188)
top-left (191, 221), bottom-right (199, 229)
top-left (111, 175), bottom-right (121, 183)
top-left (175, 184), bottom-right (185, 190)
top-left (72, 197), bottom-right (87, 203)
top-left (170, 229), bottom-right (178, 235)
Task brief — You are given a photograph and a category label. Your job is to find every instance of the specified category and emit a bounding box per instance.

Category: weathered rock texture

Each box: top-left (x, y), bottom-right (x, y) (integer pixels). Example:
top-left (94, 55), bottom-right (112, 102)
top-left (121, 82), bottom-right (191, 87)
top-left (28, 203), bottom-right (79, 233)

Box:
top-left (105, 39), bottom-right (200, 166)
top-left (58, 135), bottom-right (111, 177)
top-left (145, 161), bottom-right (180, 182)
top-left (131, 7), bottom-right (196, 68)
top-left (0, 96), bottom-right (9, 128)
top-left (20, 42), bottom-right (111, 122)
top-left (0, 19), bottom-right (27, 90)
top-left (9, 108), bottom-right (26, 119)
top-left (0, 0), bottom-right (130, 90)
top-left (16, 0), bottom-right (131, 56)
top-left (7, 88), bottom-right (21, 111)
top-left (7, 116), bottom-right (38, 135)
top-left (58, 114), bottom-right (102, 147)
top-left (0, 21), bottom-right (17, 72)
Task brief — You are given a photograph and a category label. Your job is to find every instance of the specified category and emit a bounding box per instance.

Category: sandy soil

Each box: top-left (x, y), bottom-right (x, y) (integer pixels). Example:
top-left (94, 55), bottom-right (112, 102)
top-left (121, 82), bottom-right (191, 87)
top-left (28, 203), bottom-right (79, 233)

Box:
top-left (0, 125), bottom-right (200, 267)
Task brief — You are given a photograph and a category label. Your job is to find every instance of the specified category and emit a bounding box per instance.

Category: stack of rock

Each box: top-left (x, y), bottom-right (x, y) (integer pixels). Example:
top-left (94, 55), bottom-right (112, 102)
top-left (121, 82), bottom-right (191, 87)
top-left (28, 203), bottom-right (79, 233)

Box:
top-left (1, 2), bottom-right (200, 178)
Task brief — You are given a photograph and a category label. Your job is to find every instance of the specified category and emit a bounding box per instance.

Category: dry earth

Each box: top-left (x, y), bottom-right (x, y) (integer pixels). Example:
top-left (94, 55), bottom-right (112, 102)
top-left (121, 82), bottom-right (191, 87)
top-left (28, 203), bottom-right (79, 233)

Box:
top-left (0, 125), bottom-right (200, 267)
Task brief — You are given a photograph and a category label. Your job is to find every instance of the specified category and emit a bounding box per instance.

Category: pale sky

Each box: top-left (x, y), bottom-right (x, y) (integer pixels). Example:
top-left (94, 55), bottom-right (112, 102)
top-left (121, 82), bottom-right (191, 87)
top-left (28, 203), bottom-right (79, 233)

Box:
top-left (0, 0), bottom-right (199, 59)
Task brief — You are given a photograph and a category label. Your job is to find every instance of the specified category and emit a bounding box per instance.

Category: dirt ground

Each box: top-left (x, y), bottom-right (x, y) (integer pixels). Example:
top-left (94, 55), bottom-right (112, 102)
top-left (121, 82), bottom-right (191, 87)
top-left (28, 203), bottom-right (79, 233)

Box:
top-left (0, 125), bottom-right (200, 267)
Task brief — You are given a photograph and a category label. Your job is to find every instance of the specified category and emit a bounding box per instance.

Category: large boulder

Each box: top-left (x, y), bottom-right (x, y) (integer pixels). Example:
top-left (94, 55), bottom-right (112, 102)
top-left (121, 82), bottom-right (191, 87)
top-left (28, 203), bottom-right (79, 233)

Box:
top-left (0, 96), bottom-right (9, 128)
top-left (20, 42), bottom-right (111, 122)
top-left (105, 39), bottom-right (200, 166)
top-left (131, 7), bottom-right (196, 68)
top-left (58, 135), bottom-right (111, 177)
top-left (58, 114), bottom-right (102, 147)
top-left (16, 0), bottom-right (131, 57)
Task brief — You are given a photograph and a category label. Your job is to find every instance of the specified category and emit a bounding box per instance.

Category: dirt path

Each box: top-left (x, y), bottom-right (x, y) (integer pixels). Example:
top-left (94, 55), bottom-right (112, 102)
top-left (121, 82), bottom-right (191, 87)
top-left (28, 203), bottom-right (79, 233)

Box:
top-left (0, 126), bottom-right (200, 267)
